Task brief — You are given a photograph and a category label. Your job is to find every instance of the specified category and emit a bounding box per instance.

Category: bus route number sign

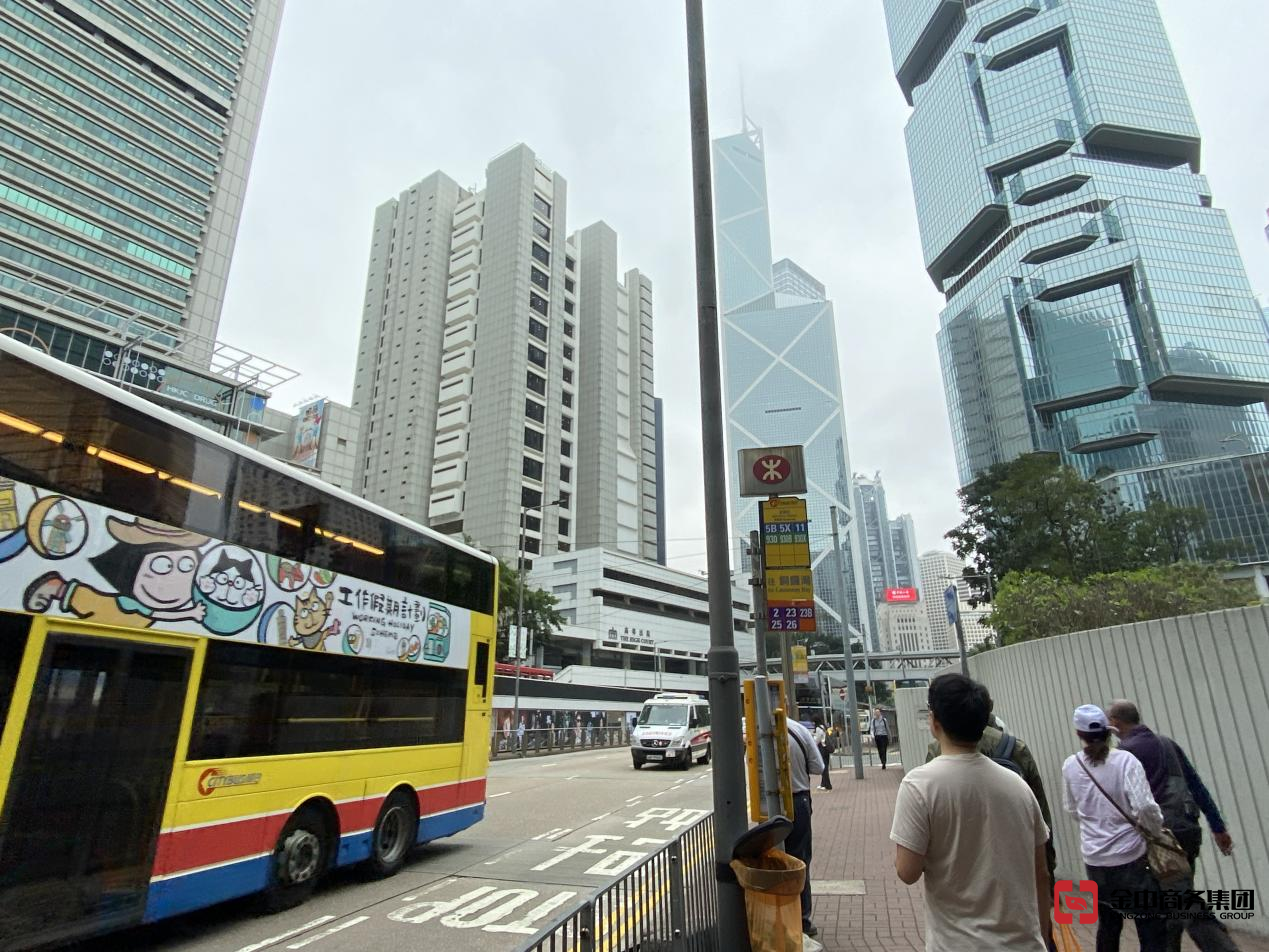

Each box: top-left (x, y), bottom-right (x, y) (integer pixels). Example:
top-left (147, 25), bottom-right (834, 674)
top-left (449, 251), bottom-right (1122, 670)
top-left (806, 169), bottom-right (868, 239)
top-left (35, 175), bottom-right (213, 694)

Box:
top-left (768, 605), bottom-right (815, 632)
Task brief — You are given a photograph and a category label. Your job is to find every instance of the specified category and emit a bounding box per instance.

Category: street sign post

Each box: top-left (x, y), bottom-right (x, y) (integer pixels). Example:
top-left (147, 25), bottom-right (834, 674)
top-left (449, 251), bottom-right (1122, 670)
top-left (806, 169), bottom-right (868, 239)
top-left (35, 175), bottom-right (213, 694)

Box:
top-left (739, 446), bottom-right (807, 497)
top-left (945, 583), bottom-right (969, 675)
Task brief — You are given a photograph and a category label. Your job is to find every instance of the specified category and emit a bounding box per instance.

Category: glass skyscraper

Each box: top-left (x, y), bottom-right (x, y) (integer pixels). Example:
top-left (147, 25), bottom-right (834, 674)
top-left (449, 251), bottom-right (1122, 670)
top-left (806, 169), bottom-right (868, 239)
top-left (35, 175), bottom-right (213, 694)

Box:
top-left (713, 123), bottom-right (873, 650)
top-left (0, 0), bottom-right (286, 433)
top-left (882, 0), bottom-right (1269, 562)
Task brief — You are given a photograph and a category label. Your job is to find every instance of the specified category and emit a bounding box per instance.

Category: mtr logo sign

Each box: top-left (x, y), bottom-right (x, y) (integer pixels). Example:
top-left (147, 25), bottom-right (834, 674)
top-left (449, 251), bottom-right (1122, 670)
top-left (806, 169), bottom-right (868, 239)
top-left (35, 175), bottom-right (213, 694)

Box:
top-left (1055, 879), bottom-right (1099, 924)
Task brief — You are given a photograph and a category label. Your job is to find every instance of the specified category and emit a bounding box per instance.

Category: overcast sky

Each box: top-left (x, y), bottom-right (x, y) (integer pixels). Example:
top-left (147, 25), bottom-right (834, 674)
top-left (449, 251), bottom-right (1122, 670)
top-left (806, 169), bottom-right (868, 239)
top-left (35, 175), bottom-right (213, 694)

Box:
top-left (218, 1), bottom-right (1269, 573)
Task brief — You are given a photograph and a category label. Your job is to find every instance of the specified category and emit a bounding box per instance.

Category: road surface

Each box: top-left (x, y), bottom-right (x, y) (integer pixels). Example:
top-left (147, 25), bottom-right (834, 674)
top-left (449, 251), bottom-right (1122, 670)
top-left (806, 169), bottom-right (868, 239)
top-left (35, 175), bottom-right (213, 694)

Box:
top-left (75, 746), bottom-right (715, 952)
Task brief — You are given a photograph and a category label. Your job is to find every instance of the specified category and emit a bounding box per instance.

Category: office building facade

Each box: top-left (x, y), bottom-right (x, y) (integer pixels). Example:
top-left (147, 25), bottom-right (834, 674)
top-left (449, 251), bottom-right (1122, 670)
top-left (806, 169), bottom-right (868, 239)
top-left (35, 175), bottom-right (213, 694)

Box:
top-left (572, 221), bottom-right (658, 562)
top-left (853, 472), bottom-right (896, 642)
top-left (354, 145), bottom-right (656, 564)
top-left (882, 0), bottom-right (1269, 563)
top-left (713, 123), bottom-right (872, 649)
top-left (890, 512), bottom-right (920, 591)
top-left (0, 0), bottom-right (287, 436)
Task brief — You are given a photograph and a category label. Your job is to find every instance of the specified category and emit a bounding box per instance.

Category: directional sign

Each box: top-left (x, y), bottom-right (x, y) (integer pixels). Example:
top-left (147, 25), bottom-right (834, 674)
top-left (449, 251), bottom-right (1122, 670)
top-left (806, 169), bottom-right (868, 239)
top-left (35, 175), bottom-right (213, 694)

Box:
top-left (766, 568), bottom-right (813, 602)
top-left (739, 446), bottom-right (807, 497)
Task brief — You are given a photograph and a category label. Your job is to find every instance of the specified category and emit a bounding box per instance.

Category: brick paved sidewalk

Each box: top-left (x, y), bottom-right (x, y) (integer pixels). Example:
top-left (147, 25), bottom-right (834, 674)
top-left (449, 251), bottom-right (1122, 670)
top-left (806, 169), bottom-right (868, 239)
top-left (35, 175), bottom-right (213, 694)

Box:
top-left (807, 763), bottom-right (1267, 951)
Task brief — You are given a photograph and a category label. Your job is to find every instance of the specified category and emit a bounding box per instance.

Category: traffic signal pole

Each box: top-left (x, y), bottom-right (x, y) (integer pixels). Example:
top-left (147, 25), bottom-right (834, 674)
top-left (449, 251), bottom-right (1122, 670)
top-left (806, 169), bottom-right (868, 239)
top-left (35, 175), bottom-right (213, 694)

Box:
top-left (685, 2), bottom-right (750, 948)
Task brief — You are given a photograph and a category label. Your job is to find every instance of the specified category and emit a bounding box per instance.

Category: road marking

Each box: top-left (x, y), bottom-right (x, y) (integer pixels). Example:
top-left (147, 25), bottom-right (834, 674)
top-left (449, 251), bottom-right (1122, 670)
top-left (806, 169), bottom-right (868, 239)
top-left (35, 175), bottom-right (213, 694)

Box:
top-left (233, 918), bottom-right (336, 952)
top-left (625, 795), bottom-right (643, 803)
top-left (532, 834), bottom-right (622, 872)
top-left (652, 790), bottom-right (665, 797)
top-left (532, 827), bottom-right (573, 841)
top-left (488, 791), bottom-right (511, 798)
top-left (284, 916), bottom-right (368, 949)
top-left (590, 813), bottom-right (610, 821)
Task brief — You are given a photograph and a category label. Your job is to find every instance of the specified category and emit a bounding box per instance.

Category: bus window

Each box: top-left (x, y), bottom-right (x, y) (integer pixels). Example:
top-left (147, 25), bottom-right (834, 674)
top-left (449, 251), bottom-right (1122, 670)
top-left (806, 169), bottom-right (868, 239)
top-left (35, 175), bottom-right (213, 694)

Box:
top-left (190, 641), bottom-right (466, 759)
top-left (0, 613), bottom-right (30, 726)
top-left (227, 457), bottom-right (318, 562)
top-left (0, 352), bottom-right (230, 538)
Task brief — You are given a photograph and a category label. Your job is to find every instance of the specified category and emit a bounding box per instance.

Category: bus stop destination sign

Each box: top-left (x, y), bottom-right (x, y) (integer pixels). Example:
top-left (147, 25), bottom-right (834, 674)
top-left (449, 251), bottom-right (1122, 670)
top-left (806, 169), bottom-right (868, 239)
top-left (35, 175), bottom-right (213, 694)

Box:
top-left (739, 445), bottom-right (807, 497)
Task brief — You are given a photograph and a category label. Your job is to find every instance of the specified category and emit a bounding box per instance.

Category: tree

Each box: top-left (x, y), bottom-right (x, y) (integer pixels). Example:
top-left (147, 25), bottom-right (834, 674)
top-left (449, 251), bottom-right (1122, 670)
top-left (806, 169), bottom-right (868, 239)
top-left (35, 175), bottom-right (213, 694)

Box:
top-left (495, 559), bottom-right (566, 659)
top-left (947, 455), bottom-right (1213, 592)
top-left (987, 565), bottom-right (1257, 645)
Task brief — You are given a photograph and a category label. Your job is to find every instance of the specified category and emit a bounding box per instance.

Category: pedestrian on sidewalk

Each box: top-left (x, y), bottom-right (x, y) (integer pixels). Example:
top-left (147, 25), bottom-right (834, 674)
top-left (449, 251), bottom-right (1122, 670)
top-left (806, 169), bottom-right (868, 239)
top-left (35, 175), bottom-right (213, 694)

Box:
top-left (869, 707), bottom-right (891, 769)
top-left (1106, 699), bottom-right (1240, 952)
top-left (785, 716), bottom-right (825, 939)
top-left (926, 700), bottom-right (1058, 888)
top-left (891, 673), bottom-right (1052, 950)
top-left (812, 714), bottom-right (833, 790)
top-left (1062, 704), bottom-right (1169, 952)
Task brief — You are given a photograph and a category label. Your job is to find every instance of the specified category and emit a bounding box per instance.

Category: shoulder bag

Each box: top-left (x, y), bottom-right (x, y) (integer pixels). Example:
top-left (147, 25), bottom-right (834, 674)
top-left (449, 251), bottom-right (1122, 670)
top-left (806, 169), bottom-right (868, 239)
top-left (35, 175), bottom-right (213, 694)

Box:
top-left (1077, 755), bottom-right (1191, 885)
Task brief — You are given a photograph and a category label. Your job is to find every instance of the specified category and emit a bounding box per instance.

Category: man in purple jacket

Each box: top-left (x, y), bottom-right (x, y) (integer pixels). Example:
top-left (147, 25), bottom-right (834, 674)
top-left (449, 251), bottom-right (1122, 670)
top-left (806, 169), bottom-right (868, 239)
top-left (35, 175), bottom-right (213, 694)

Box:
top-left (1106, 700), bottom-right (1238, 952)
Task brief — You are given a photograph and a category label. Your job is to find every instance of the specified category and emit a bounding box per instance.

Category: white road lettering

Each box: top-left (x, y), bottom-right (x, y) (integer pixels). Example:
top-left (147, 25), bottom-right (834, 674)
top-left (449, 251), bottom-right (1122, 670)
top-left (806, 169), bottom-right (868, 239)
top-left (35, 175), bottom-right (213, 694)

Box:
top-left (531, 827), bottom-right (573, 841)
top-left (285, 917), bottom-right (368, 949)
top-left (232, 917), bottom-right (336, 952)
top-left (532, 834), bottom-right (622, 872)
top-left (440, 888), bottom-right (538, 929)
top-left (483, 890), bottom-right (579, 935)
top-left (388, 887), bottom-right (496, 924)
top-left (584, 850), bottom-right (648, 877)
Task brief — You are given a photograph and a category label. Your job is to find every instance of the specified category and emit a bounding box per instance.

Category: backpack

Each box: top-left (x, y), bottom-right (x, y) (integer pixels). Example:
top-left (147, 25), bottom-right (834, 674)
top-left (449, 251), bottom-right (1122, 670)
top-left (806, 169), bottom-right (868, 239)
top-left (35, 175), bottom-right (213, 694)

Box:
top-left (991, 733), bottom-right (1024, 776)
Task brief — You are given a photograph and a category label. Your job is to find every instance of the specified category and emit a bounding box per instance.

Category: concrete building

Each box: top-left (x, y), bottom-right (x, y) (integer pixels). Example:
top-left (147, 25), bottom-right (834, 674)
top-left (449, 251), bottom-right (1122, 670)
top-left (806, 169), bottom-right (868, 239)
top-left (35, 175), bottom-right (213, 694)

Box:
top-left (890, 513), bottom-right (920, 592)
top-left (259, 398), bottom-right (363, 493)
top-left (918, 549), bottom-right (997, 651)
top-left (0, 0), bottom-right (288, 436)
top-left (713, 122), bottom-right (872, 651)
top-left (876, 599), bottom-right (934, 655)
top-left (527, 547), bottom-right (754, 693)
top-left (572, 221), bottom-right (657, 562)
top-left (353, 145), bottom-right (657, 565)
top-left (654, 396), bottom-right (667, 565)
top-left (882, 0), bottom-right (1269, 566)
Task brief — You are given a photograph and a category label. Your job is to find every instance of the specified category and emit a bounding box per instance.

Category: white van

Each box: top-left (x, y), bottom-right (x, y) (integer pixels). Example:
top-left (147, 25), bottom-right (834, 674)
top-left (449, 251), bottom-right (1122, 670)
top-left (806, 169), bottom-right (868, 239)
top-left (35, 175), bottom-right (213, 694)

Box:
top-left (630, 692), bottom-right (711, 769)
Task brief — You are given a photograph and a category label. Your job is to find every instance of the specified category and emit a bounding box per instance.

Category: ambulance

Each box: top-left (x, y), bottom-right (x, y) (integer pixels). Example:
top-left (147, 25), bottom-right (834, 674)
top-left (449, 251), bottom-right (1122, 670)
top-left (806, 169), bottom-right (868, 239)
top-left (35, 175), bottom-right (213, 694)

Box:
top-left (630, 692), bottom-right (712, 769)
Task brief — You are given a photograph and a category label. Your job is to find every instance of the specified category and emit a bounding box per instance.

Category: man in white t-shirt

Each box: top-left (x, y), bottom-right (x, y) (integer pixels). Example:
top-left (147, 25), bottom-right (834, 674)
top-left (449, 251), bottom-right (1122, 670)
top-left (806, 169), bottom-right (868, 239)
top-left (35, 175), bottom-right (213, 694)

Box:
top-left (890, 673), bottom-right (1051, 950)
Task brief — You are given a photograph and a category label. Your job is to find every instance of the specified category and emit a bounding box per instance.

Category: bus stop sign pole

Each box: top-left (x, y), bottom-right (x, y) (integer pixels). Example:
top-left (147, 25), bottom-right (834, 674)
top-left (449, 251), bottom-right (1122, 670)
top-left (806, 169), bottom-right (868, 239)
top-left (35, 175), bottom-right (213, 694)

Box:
top-left (685, 1), bottom-right (749, 948)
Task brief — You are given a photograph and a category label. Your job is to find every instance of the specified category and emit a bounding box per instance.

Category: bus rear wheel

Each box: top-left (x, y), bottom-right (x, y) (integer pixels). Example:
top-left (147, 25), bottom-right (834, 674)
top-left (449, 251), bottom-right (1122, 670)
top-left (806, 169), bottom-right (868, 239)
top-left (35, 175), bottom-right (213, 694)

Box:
top-left (366, 789), bottom-right (418, 879)
top-left (263, 806), bottom-right (330, 912)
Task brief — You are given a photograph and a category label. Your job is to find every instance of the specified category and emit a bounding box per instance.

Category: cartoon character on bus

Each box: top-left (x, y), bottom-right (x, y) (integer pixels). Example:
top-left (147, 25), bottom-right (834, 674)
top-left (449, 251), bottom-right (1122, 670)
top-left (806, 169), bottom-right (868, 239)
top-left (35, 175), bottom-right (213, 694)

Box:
top-left (269, 587), bottom-right (340, 650)
top-left (23, 516), bottom-right (208, 627)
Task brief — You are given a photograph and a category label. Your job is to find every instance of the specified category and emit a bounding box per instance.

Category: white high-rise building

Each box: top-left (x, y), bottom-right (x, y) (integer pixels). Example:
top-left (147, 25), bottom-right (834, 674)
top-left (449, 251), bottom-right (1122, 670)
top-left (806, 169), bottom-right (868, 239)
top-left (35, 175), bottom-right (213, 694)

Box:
top-left (572, 221), bottom-right (657, 561)
top-left (918, 550), bottom-right (997, 651)
top-left (875, 600), bottom-right (934, 654)
top-left (353, 145), bottom-right (655, 564)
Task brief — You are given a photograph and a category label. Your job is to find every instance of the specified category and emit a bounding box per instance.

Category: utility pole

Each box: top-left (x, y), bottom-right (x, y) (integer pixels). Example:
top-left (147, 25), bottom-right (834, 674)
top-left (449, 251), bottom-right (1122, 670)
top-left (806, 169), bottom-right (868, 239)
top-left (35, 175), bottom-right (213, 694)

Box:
top-left (685, 2), bottom-right (750, 947)
top-left (749, 531), bottom-right (785, 818)
top-left (830, 507), bottom-right (864, 779)
top-left (945, 583), bottom-right (970, 675)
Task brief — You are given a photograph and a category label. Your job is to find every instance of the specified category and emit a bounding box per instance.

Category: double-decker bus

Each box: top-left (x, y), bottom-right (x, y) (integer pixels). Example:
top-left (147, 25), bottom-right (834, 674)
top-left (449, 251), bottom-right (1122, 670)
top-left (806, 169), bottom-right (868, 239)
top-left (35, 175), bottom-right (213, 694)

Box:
top-left (0, 336), bottom-right (497, 948)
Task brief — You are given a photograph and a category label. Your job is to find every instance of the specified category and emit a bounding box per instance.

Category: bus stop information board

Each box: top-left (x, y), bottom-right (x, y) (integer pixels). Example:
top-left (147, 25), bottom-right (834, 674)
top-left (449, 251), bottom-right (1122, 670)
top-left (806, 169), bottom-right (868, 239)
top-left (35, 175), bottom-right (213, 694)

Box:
top-left (760, 496), bottom-right (816, 632)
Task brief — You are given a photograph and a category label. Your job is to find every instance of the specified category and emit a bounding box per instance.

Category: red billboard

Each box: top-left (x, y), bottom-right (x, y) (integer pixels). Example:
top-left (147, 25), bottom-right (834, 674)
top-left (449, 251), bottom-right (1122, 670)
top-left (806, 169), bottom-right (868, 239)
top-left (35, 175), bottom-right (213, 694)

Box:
top-left (884, 587), bottom-right (919, 603)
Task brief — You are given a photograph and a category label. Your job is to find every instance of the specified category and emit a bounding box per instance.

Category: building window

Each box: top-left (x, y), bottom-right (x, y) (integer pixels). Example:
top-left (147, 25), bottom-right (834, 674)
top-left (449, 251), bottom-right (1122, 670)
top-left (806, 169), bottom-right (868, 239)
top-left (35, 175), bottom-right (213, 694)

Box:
top-left (561, 440), bottom-right (572, 458)
top-left (562, 415), bottom-right (572, 433)
top-left (531, 267), bottom-right (549, 291)
top-left (523, 457), bottom-right (543, 480)
top-left (563, 321), bottom-right (575, 338)
top-left (529, 292), bottom-right (548, 316)
top-left (560, 464), bottom-right (572, 484)
top-left (562, 391), bottom-right (573, 409)
top-left (529, 317), bottom-right (548, 342)
top-left (523, 514), bottom-right (541, 533)
top-left (524, 537), bottom-right (541, 555)
top-left (532, 243), bottom-right (550, 266)
top-left (565, 277), bottom-right (575, 294)
top-left (528, 343), bottom-right (547, 368)
top-left (562, 367), bottom-right (573, 384)
top-left (522, 487), bottom-right (542, 509)
top-left (559, 492), bottom-right (571, 510)
top-left (533, 194), bottom-right (551, 219)
top-left (533, 219), bottom-right (550, 242)
top-left (525, 398), bottom-right (545, 423)
top-left (524, 428), bottom-right (545, 451)
top-left (564, 300), bottom-right (574, 315)
top-left (527, 371), bottom-right (546, 395)
top-left (565, 256), bottom-right (576, 272)
top-left (563, 344), bottom-right (574, 361)
top-left (558, 517), bottom-right (571, 536)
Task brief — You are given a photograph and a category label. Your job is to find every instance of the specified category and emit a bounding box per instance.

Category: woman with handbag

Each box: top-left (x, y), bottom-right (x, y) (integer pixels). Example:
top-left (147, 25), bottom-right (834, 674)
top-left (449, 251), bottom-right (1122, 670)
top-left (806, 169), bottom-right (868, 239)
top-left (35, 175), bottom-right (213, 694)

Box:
top-left (1061, 705), bottom-right (1170, 952)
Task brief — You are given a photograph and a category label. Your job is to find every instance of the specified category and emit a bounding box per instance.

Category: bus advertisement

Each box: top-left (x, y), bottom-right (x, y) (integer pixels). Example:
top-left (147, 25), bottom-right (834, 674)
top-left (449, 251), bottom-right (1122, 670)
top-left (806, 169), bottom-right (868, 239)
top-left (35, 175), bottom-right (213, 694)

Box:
top-left (0, 337), bottom-right (498, 949)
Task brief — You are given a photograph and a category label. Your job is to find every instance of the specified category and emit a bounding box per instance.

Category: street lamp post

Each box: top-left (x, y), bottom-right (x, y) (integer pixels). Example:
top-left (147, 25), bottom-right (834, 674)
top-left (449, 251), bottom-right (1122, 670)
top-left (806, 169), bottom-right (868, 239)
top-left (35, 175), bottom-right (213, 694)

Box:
top-left (512, 496), bottom-right (564, 755)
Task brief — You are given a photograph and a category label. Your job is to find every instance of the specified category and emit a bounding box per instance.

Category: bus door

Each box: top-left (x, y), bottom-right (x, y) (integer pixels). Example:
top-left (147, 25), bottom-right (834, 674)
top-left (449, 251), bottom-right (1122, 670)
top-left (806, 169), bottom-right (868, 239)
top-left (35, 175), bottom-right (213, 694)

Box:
top-left (0, 620), bottom-right (192, 947)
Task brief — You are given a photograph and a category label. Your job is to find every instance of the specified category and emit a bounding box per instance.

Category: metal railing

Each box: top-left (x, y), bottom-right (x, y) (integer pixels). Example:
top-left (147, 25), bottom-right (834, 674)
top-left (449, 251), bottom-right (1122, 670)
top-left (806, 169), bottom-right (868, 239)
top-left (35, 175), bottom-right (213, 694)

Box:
top-left (490, 726), bottom-right (629, 760)
top-left (523, 814), bottom-right (719, 952)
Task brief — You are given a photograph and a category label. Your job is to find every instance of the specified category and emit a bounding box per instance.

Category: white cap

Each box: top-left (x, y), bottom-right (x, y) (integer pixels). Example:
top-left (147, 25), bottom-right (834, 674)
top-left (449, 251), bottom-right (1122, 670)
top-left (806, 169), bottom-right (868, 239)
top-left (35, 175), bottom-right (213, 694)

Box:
top-left (1073, 704), bottom-right (1108, 732)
